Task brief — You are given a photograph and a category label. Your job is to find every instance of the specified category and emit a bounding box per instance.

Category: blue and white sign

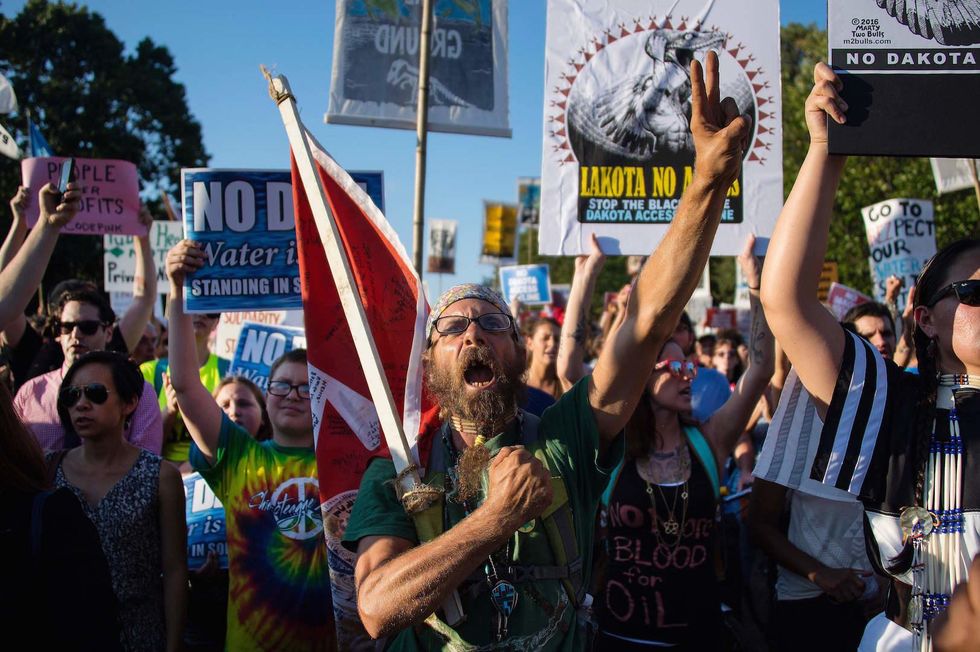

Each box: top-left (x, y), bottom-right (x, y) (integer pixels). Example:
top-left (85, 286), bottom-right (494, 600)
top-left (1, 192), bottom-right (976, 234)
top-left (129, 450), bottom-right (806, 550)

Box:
top-left (228, 322), bottom-right (307, 391)
top-left (181, 169), bottom-right (385, 313)
top-left (499, 264), bottom-right (552, 306)
top-left (183, 472), bottom-right (228, 570)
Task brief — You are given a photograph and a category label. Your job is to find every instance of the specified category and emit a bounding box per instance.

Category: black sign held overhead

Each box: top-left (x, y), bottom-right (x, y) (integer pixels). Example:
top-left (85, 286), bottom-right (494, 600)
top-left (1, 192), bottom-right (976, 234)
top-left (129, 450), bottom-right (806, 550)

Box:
top-left (828, 0), bottom-right (980, 157)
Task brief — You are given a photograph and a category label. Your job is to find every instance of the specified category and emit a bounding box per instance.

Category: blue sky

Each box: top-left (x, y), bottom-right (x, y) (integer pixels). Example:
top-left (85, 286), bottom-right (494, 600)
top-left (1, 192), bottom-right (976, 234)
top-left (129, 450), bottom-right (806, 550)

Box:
top-left (1, 0), bottom-right (826, 290)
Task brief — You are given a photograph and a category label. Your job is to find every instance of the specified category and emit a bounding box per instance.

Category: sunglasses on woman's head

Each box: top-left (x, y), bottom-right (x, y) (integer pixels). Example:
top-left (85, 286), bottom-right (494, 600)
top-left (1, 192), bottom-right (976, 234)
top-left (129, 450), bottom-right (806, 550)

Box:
top-left (654, 359), bottom-right (698, 380)
top-left (927, 279), bottom-right (980, 308)
top-left (58, 383), bottom-right (111, 408)
top-left (58, 320), bottom-right (105, 336)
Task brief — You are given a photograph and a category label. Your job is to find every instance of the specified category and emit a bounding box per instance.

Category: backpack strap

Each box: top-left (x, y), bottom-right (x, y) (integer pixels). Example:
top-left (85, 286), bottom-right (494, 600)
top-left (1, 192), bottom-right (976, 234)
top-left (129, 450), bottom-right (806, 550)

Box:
top-left (684, 425), bottom-right (721, 500)
top-left (601, 458), bottom-right (625, 508)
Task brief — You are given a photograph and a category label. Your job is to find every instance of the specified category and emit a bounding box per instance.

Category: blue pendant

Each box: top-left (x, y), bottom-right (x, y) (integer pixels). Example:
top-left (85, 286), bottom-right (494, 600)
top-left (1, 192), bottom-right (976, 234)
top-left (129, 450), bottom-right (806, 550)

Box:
top-left (490, 580), bottom-right (518, 617)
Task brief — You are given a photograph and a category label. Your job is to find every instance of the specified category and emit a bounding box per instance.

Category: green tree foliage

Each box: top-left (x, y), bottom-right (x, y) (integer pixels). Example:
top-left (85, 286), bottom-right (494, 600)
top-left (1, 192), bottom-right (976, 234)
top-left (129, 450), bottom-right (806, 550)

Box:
top-left (0, 0), bottom-right (208, 290)
top-left (781, 23), bottom-right (979, 296)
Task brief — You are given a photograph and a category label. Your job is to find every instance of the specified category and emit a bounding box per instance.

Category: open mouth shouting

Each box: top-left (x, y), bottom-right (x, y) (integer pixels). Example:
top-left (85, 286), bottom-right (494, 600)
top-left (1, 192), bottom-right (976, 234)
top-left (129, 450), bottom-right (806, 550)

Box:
top-left (462, 356), bottom-right (497, 391)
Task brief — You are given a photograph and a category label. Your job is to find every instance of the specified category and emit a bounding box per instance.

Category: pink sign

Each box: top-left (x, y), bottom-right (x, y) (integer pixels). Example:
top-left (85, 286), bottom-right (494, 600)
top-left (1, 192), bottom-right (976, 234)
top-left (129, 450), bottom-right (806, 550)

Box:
top-left (21, 157), bottom-right (143, 236)
top-left (706, 307), bottom-right (737, 331)
top-left (826, 282), bottom-right (872, 321)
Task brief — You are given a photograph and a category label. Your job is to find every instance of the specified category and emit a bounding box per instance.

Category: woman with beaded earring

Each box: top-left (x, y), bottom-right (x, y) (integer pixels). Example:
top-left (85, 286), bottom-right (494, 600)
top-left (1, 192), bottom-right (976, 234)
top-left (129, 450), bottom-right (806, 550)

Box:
top-left (761, 61), bottom-right (980, 651)
top-left (593, 236), bottom-right (774, 650)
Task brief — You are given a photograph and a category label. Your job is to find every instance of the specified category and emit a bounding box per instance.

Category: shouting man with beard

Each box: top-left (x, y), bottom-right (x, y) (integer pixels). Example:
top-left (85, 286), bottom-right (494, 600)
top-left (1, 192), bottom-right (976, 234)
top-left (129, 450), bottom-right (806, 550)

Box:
top-left (342, 52), bottom-right (749, 650)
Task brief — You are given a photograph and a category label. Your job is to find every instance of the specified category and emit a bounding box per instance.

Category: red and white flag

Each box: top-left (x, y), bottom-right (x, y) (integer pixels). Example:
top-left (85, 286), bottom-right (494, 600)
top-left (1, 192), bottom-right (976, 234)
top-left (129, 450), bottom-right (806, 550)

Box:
top-left (290, 130), bottom-right (438, 648)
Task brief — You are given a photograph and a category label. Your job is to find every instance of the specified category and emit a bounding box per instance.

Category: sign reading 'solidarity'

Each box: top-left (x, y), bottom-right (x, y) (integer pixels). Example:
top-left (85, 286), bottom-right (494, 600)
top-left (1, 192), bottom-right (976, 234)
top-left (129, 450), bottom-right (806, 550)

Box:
top-left (828, 0), bottom-right (980, 157)
top-left (539, 0), bottom-right (782, 257)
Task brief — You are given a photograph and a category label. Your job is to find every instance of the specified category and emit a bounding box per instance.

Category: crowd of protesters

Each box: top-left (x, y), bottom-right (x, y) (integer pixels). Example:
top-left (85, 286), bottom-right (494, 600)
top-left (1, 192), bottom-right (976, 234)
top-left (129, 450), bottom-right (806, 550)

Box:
top-left (0, 56), bottom-right (977, 652)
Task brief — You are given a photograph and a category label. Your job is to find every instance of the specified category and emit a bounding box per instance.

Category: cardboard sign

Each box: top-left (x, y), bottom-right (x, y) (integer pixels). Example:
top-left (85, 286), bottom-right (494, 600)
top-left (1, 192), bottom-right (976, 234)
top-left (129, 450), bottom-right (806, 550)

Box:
top-left (480, 202), bottom-right (518, 263)
top-left (327, 0), bottom-right (511, 138)
top-left (499, 264), bottom-right (552, 305)
top-left (539, 0), bottom-right (783, 256)
top-left (817, 262), bottom-right (839, 303)
top-left (21, 156), bottom-right (142, 235)
top-left (828, 0), bottom-right (980, 157)
top-left (862, 198), bottom-right (936, 312)
top-left (518, 177), bottom-right (541, 226)
top-left (183, 472), bottom-right (228, 570)
top-left (228, 322), bottom-right (306, 391)
top-left (826, 282), bottom-right (872, 321)
top-left (214, 310), bottom-right (304, 362)
top-left (427, 219), bottom-right (457, 274)
top-left (103, 221), bottom-right (183, 294)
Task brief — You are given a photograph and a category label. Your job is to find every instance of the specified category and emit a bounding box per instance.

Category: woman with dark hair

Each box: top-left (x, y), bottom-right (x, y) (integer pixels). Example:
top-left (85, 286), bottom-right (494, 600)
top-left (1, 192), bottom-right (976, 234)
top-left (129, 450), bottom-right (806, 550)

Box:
top-left (0, 381), bottom-right (121, 650)
top-left (51, 351), bottom-right (187, 652)
top-left (593, 237), bottom-right (775, 650)
top-left (761, 62), bottom-right (980, 651)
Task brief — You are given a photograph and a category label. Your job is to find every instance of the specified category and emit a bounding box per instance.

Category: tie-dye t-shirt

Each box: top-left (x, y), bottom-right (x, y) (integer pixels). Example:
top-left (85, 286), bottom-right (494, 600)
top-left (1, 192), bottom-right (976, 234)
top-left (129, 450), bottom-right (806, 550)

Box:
top-left (190, 414), bottom-right (334, 651)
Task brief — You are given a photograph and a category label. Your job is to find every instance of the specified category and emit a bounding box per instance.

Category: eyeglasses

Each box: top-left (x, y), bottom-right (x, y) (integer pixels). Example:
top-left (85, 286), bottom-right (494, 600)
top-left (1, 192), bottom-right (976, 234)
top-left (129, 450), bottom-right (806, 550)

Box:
top-left (205, 313), bottom-right (221, 320)
top-left (432, 313), bottom-right (514, 336)
top-left (268, 381), bottom-right (311, 399)
top-left (927, 280), bottom-right (980, 308)
top-left (58, 383), bottom-right (111, 407)
top-left (59, 320), bottom-right (105, 336)
top-left (654, 359), bottom-right (698, 381)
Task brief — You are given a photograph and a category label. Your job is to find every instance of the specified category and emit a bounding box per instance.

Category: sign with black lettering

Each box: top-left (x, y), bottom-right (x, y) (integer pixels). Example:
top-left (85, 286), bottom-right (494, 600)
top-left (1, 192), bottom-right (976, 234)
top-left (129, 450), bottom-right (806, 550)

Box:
top-left (22, 156), bottom-right (142, 235)
top-left (862, 198), bottom-right (936, 312)
top-left (326, 0), bottom-right (510, 137)
top-left (539, 0), bottom-right (782, 256)
top-left (828, 0), bottom-right (980, 156)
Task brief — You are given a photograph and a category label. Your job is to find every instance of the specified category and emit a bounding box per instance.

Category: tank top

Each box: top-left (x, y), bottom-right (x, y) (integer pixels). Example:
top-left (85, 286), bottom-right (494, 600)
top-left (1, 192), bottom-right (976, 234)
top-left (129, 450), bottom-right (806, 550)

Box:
top-left (596, 441), bottom-right (722, 648)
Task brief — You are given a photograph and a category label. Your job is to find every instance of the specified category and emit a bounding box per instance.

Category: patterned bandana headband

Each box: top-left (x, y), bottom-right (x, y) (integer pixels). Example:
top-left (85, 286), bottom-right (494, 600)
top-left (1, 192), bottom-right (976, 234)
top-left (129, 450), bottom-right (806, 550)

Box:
top-left (426, 283), bottom-right (518, 343)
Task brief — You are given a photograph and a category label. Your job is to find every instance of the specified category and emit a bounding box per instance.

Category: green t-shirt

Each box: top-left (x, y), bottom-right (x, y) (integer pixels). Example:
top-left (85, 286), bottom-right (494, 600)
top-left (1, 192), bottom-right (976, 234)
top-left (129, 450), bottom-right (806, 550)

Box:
top-left (190, 414), bottom-right (333, 652)
top-left (141, 354), bottom-right (228, 463)
top-left (343, 376), bottom-right (623, 651)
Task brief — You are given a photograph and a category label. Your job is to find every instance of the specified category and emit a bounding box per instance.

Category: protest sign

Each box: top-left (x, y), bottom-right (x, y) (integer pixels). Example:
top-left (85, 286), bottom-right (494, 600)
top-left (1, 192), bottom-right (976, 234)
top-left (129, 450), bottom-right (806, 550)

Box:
top-left (826, 282), bottom-right (872, 321)
top-left (21, 156), bottom-right (142, 235)
top-left (817, 261), bottom-right (839, 303)
top-left (228, 322), bottom-right (306, 391)
top-left (480, 202), bottom-right (518, 263)
top-left (214, 310), bottom-right (304, 362)
top-left (828, 0), bottom-right (980, 157)
top-left (427, 219), bottom-right (457, 274)
top-left (326, 0), bottom-right (510, 137)
top-left (518, 177), bottom-right (541, 225)
top-left (103, 221), bottom-right (183, 293)
top-left (862, 198), bottom-right (936, 312)
top-left (499, 264), bottom-right (552, 305)
top-left (183, 472), bottom-right (228, 570)
top-left (706, 307), bottom-right (736, 331)
top-left (539, 0), bottom-right (783, 256)
top-left (930, 158), bottom-right (980, 194)
top-left (0, 121), bottom-right (20, 159)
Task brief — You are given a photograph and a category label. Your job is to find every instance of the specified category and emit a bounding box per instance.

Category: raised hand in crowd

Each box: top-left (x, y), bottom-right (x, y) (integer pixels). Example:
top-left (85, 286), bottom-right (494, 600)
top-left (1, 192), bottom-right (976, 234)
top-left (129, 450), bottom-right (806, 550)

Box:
top-left (115, 205), bottom-right (158, 353)
top-left (0, 186), bottom-right (29, 271)
top-left (0, 182), bottom-right (81, 328)
top-left (557, 232), bottom-right (605, 392)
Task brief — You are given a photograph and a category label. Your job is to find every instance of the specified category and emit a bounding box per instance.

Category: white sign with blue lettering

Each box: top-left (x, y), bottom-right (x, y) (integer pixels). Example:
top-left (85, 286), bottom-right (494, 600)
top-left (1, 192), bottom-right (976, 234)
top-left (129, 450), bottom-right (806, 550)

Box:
top-left (499, 264), bottom-right (552, 306)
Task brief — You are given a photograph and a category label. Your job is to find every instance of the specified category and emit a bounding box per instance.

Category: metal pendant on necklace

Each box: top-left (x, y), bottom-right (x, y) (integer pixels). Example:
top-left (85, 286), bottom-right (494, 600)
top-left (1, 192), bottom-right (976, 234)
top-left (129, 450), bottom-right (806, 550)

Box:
top-left (490, 579), bottom-right (518, 640)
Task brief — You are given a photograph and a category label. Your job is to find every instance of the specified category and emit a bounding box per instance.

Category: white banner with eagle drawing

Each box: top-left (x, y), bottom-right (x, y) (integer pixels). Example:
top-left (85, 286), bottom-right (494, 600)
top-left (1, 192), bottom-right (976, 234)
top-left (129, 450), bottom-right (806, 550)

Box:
top-left (539, 0), bottom-right (782, 256)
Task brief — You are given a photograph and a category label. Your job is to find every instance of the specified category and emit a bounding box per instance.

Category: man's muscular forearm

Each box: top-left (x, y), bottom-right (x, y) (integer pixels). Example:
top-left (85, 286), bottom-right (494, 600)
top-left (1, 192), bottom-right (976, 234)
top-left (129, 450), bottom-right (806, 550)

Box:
top-left (356, 504), bottom-right (519, 639)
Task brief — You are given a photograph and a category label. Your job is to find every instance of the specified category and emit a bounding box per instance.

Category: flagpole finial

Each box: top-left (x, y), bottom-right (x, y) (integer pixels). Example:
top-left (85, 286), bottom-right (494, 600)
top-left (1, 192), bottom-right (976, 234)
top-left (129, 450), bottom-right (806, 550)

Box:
top-left (260, 65), bottom-right (293, 105)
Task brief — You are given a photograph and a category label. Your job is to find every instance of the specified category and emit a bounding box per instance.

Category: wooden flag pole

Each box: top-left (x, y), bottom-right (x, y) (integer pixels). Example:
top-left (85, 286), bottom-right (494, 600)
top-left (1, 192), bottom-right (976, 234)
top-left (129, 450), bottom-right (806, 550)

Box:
top-left (411, 0), bottom-right (435, 275)
top-left (266, 71), bottom-right (464, 625)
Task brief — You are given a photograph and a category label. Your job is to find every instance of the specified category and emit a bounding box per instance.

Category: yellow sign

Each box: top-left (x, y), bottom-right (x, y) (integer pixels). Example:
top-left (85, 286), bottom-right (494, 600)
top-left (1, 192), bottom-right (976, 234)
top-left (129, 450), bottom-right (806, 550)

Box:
top-left (818, 261), bottom-right (839, 303)
top-left (481, 202), bottom-right (518, 262)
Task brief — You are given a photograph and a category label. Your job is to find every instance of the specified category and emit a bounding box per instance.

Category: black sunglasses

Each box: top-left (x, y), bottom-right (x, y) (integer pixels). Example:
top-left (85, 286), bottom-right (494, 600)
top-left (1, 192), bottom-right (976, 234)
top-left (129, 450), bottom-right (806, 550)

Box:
top-left (59, 320), bottom-right (106, 336)
top-left (927, 280), bottom-right (980, 308)
top-left (59, 383), bottom-right (111, 408)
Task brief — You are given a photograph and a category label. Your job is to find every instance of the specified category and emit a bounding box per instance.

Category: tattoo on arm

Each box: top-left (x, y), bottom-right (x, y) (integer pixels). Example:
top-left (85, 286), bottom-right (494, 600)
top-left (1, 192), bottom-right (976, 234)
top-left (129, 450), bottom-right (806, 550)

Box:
top-left (750, 300), bottom-right (765, 365)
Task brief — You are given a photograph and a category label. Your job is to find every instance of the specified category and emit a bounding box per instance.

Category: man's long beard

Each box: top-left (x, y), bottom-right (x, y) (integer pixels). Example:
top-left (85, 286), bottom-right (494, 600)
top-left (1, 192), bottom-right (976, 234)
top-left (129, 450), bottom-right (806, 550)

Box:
top-left (426, 345), bottom-right (526, 503)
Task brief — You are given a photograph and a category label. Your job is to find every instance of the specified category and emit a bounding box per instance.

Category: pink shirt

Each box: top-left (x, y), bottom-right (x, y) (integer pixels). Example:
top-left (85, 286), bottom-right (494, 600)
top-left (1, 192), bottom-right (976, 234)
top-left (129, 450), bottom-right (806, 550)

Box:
top-left (14, 367), bottom-right (163, 454)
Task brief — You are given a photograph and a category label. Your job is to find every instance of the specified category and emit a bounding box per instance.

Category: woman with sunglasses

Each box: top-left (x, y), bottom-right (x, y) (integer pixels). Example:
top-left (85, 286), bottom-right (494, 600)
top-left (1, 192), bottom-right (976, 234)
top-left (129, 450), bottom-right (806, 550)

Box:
top-left (165, 240), bottom-right (334, 651)
top-left (594, 236), bottom-right (774, 650)
top-left (761, 63), bottom-right (980, 651)
top-left (51, 350), bottom-right (187, 652)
